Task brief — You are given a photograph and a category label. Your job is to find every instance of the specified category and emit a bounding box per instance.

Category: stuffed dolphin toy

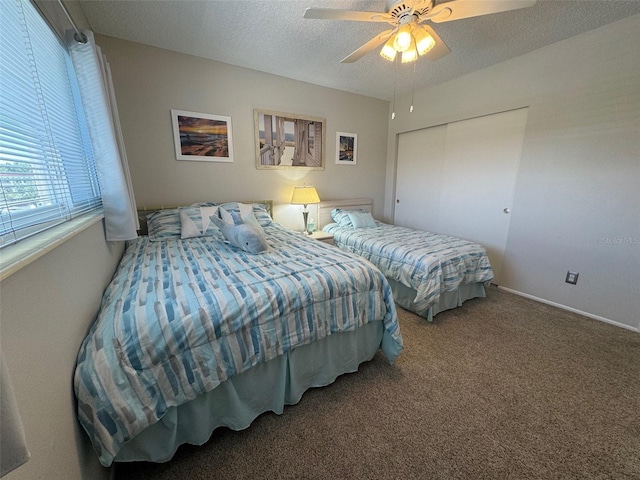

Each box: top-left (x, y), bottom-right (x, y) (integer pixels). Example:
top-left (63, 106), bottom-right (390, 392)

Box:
top-left (210, 212), bottom-right (269, 254)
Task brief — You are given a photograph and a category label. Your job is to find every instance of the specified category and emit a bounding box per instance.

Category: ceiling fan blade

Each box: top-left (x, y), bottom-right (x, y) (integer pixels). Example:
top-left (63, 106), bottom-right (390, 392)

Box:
top-left (430, 0), bottom-right (536, 23)
top-left (341, 29), bottom-right (395, 63)
top-left (410, 0), bottom-right (437, 12)
top-left (419, 24), bottom-right (451, 61)
top-left (303, 8), bottom-right (393, 22)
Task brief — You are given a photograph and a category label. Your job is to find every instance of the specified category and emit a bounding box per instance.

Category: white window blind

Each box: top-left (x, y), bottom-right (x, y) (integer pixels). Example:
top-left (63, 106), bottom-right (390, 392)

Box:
top-left (0, 0), bottom-right (101, 248)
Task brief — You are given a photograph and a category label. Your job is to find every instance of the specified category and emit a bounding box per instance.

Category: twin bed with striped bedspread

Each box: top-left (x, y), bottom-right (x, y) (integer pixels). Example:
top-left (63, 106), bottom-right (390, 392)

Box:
top-left (324, 215), bottom-right (494, 319)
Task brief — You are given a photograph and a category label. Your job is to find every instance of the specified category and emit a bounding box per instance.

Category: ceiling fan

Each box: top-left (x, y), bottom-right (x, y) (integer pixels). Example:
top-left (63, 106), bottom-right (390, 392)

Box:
top-left (304, 0), bottom-right (537, 64)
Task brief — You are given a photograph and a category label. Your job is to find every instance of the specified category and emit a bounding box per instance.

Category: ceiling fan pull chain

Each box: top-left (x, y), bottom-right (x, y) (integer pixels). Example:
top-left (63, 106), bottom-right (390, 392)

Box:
top-left (410, 60), bottom-right (416, 113)
top-left (391, 56), bottom-right (398, 120)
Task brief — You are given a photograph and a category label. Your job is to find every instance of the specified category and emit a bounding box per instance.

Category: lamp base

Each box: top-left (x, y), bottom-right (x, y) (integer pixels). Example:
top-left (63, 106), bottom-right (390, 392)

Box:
top-left (302, 209), bottom-right (309, 235)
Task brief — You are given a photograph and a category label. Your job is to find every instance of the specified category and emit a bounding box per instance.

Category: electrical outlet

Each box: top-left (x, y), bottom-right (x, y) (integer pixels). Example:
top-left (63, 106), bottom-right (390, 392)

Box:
top-left (565, 271), bottom-right (579, 285)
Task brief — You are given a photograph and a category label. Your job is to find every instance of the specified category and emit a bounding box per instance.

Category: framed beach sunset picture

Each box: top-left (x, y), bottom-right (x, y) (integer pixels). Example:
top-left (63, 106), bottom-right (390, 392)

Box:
top-left (171, 109), bottom-right (234, 162)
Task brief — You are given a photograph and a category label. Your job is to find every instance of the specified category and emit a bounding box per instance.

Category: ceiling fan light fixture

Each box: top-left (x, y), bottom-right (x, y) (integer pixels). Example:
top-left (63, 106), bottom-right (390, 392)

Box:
top-left (413, 26), bottom-right (436, 55)
top-left (401, 47), bottom-right (418, 63)
top-left (401, 38), bottom-right (418, 63)
top-left (393, 24), bottom-right (413, 52)
top-left (380, 36), bottom-right (397, 61)
top-left (305, 1), bottom-right (537, 65)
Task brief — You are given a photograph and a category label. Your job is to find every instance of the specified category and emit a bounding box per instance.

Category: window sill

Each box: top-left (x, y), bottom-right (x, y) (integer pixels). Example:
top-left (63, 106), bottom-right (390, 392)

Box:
top-left (0, 211), bottom-right (104, 281)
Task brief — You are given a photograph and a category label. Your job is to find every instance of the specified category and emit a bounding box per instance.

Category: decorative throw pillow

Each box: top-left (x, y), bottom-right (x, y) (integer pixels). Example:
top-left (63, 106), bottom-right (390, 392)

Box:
top-left (219, 205), bottom-right (264, 234)
top-left (146, 209), bottom-right (182, 241)
top-left (180, 205), bottom-right (220, 239)
top-left (241, 211), bottom-right (265, 234)
top-left (330, 208), bottom-right (352, 227)
top-left (210, 210), bottom-right (269, 254)
top-left (252, 203), bottom-right (273, 227)
top-left (331, 208), bottom-right (369, 228)
top-left (348, 211), bottom-right (377, 229)
top-left (219, 202), bottom-right (273, 227)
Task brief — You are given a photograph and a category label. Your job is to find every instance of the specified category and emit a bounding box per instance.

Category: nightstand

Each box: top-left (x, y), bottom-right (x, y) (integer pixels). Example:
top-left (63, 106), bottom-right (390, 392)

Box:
top-left (308, 231), bottom-right (335, 246)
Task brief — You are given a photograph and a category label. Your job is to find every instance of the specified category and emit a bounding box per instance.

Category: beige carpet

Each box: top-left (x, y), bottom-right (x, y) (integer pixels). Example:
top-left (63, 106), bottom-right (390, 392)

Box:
top-left (116, 287), bottom-right (640, 479)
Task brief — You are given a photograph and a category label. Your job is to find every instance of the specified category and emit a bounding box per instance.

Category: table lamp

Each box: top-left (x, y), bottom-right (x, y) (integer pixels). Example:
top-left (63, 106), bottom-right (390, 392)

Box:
top-left (290, 185), bottom-right (320, 234)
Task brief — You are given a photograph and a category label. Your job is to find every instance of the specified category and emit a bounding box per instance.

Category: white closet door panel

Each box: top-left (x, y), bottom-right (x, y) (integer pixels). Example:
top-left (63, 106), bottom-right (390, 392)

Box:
top-left (394, 125), bottom-right (447, 230)
top-left (437, 108), bottom-right (529, 283)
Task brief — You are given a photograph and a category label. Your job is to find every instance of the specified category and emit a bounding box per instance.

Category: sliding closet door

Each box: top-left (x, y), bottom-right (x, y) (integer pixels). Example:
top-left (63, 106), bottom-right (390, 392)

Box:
top-left (437, 108), bottom-right (528, 284)
top-left (394, 124), bottom-right (447, 230)
top-left (394, 108), bottom-right (529, 285)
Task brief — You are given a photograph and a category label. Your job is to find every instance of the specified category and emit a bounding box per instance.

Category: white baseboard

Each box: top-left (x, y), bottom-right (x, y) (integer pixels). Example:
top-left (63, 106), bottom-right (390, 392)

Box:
top-left (497, 286), bottom-right (639, 333)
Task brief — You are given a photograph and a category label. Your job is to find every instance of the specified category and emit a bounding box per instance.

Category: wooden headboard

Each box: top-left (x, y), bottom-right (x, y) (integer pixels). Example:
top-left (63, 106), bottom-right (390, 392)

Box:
top-left (317, 198), bottom-right (373, 229)
top-left (137, 200), bottom-right (274, 235)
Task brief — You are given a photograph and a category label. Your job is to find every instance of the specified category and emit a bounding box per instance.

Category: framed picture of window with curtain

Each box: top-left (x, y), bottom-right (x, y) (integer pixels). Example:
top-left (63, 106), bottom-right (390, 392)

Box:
top-left (171, 109), bottom-right (234, 162)
top-left (254, 109), bottom-right (325, 170)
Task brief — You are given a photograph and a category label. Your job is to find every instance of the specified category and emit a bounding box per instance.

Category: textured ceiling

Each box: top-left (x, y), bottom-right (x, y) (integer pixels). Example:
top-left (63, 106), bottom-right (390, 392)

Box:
top-left (79, 0), bottom-right (640, 100)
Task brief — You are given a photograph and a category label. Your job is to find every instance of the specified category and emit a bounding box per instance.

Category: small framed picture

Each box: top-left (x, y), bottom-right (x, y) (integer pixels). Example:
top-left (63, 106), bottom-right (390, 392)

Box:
top-left (336, 132), bottom-right (357, 165)
top-left (171, 109), bottom-right (234, 162)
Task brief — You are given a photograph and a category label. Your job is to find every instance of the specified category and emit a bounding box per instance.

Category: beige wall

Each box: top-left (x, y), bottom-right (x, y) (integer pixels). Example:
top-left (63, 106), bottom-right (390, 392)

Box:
top-left (1, 4), bottom-right (118, 480)
top-left (95, 35), bottom-right (390, 231)
top-left (1, 223), bottom-right (122, 480)
top-left (385, 14), bottom-right (640, 330)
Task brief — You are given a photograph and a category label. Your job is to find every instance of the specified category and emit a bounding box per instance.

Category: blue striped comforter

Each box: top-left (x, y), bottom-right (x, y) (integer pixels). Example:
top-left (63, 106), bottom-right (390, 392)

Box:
top-left (74, 223), bottom-right (401, 466)
top-left (324, 222), bottom-right (494, 312)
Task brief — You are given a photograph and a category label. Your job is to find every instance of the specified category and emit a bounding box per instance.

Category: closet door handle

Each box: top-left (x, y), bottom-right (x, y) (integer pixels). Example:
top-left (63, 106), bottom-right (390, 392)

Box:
top-left (503, 208), bottom-right (510, 214)
top-left (396, 199), bottom-right (400, 204)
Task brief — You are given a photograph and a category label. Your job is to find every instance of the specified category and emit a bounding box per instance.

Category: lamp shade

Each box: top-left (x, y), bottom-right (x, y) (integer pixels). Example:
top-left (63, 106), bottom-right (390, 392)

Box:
top-left (413, 25), bottom-right (435, 55)
top-left (393, 24), bottom-right (413, 52)
top-left (380, 36), bottom-right (397, 61)
top-left (401, 39), bottom-right (418, 63)
top-left (291, 186), bottom-right (320, 205)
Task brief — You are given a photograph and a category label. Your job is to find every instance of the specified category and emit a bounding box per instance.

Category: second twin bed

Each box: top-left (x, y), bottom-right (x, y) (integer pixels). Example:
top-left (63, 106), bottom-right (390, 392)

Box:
top-left (318, 198), bottom-right (494, 321)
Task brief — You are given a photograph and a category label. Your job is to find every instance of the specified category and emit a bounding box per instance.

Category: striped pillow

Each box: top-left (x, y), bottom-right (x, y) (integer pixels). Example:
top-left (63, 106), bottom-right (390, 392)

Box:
top-left (331, 208), bottom-right (368, 228)
top-left (219, 202), bottom-right (273, 227)
top-left (146, 209), bottom-right (181, 241)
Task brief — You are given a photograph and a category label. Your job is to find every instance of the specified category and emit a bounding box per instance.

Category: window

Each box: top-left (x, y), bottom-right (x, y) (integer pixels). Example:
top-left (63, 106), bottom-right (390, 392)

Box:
top-left (0, 0), bottom-right (101, 248)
